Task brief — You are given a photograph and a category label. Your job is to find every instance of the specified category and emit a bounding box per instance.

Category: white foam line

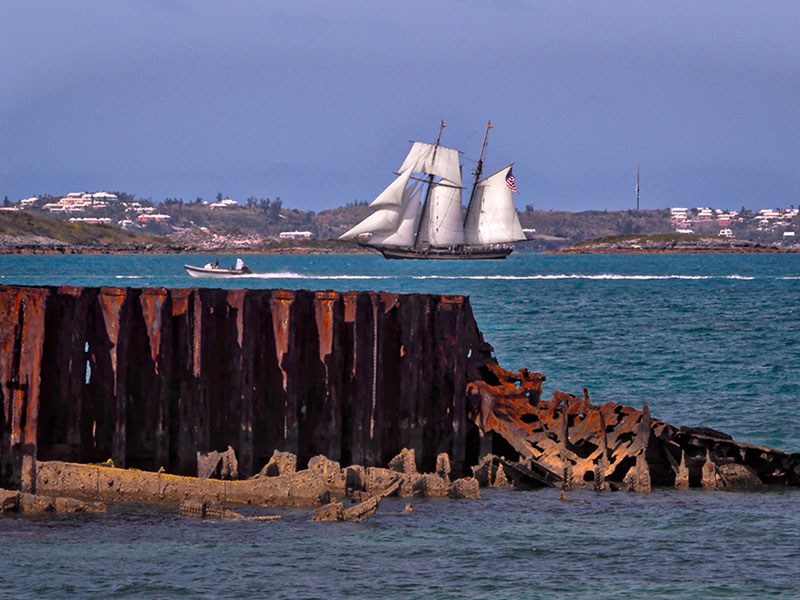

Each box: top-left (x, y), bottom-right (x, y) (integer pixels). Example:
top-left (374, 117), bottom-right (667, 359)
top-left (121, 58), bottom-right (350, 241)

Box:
top-left (240, 272), bottom-right (395, 280)
top-left (410, 274), bottom-right (716, 281)
top-left (218, 272), bottom-right (764, 282)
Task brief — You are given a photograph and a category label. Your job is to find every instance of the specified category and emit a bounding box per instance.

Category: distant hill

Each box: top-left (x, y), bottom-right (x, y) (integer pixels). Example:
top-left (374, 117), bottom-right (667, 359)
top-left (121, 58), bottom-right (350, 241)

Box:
top-left (0, 212), bottom-right (165, 252)
top-left (555, 233), bottom-right (795, 253)
top-left (0, 210), bottom-right (368, 254)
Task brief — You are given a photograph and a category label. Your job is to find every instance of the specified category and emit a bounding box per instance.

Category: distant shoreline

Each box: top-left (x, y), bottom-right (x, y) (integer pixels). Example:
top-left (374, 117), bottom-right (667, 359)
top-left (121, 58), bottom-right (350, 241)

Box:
top-left (0, 247), bottom-right (377, 255)
top-left (4, 247), bottom-right (799, 256)
top-left (552, 233), bottom-right (799, 254)
top-left (552, 247), bottom-right (799, 254)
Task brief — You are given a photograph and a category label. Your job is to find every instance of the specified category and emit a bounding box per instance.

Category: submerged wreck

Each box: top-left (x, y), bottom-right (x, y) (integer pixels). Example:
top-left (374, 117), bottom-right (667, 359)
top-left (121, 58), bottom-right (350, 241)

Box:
top-left (1, 285), bottom-right (798, 515)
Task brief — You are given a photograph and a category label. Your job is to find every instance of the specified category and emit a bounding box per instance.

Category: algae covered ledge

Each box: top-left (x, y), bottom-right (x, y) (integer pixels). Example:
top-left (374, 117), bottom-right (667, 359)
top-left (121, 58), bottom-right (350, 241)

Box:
top-left (1, 285), bottom-right (798, 519)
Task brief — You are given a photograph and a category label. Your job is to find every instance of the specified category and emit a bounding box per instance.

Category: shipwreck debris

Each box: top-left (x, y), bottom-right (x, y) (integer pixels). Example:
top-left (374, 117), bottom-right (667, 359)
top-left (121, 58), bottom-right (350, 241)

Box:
top-left (0, 283), bottom-right (797, 507)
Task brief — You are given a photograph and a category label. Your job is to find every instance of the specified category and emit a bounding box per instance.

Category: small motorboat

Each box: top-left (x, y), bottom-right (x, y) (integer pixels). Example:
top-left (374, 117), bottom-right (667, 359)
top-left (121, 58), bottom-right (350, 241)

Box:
top-left (184, 259), bottom-right (252, 278)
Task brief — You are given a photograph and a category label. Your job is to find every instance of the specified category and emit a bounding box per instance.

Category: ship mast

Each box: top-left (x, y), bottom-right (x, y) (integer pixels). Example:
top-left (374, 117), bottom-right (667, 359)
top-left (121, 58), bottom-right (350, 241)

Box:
top-left (464, 120), bottom-right (492, 227)
top-left (413, 120), bottom-right (446, 249)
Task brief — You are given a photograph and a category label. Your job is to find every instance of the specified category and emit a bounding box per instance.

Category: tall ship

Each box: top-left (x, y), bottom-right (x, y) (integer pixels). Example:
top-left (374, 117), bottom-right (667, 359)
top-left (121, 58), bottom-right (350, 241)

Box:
top-left (340, 122), bottom-right (526, 259)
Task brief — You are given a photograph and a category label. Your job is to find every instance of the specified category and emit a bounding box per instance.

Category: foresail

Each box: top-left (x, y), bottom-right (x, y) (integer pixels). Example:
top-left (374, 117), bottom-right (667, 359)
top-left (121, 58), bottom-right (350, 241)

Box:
top-left (370, 184), bottom-right (422, 247)
top-left (464, 165), bottom-right (525, 245)
top-left (398, 142), bottom-right (462, 187)
top-left (339, 205), bottom-right (402, 239)
top-left (427, 178), bottom-right (465, 246)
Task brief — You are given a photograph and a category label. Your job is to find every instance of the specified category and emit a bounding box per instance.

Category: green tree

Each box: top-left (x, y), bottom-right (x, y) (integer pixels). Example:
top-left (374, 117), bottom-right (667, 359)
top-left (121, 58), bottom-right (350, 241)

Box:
top-left (268, 197), bottom-right (282, 220)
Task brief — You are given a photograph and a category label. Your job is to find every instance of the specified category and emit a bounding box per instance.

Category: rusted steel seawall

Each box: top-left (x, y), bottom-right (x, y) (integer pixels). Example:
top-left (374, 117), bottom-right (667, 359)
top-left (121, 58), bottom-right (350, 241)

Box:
top-left (1, 285), bottom-right (494, 490)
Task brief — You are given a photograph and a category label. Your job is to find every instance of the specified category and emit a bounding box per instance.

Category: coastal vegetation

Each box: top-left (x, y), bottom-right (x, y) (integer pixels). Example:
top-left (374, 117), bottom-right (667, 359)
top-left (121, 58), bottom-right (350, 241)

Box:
top-left (0, 211), bottom-right (163, 251)
top-left (559, 232), bottom-right (784, 253)
top-left (1, 193), bottom-right (797, 252)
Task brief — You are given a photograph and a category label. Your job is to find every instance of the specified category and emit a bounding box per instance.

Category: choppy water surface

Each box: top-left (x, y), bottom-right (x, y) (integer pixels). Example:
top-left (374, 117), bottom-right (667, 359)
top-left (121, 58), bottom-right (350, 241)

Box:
top-left (1, 251), bottom-right (799, 598)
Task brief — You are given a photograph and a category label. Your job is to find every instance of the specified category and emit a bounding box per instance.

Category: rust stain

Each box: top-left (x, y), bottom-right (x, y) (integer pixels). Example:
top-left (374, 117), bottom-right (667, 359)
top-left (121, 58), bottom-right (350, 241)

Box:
top-left (379, 292), bottom-right (398, 314)
top-left (99, 287), bottom-right (126, 393)
top-left (343, 292), bottom-right (358, 323)
top-left (140, 288), bottom-right (167, 373)
top-left (270, 290), bottom-right (294, 390)
top-left (314, 291), bottom-right (338, 363)
top-left (171, 288), bottom-right (192, 317)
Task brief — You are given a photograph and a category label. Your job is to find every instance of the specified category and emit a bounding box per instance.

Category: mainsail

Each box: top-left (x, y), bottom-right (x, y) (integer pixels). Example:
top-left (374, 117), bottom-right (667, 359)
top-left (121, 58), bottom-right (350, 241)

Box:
top-left (463, 166), bottom-right (526, 245)
top-left (424, 179), bottom-right (465, 246)
top-left (340, 123), bottom-right (525, 258)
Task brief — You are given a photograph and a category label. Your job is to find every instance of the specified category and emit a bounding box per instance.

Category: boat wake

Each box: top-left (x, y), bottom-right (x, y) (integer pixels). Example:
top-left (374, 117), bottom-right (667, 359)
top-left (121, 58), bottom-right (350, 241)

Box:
top-left (229, 272), bottom-right (764, 281)
top-left (238, 272), bottom-right (394, 280)
top-left (409, 274), bottom-right (757, 281)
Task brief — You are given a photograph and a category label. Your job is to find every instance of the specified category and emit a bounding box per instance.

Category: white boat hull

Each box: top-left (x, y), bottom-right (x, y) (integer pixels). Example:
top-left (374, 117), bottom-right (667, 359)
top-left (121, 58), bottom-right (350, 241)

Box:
top-left (184, 265), bottom-right (251, 278)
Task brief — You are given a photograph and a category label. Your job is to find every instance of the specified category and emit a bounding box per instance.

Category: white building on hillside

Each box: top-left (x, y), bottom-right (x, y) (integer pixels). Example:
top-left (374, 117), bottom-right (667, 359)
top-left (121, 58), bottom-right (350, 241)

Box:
top-left (210, 198), bottom-right (240, 209)
top-left (279, 231), bottom-right (313, 239)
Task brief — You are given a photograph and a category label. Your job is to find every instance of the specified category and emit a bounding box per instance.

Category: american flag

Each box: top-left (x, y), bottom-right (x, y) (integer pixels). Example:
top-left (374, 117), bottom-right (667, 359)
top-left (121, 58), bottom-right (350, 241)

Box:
top-left (506, 169), bottom-right (519, 194)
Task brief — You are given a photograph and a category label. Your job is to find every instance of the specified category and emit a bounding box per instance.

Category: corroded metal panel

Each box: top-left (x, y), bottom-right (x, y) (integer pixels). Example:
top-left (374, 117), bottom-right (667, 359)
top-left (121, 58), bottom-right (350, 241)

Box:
top-left (0, 286), bottom-right (49, 489)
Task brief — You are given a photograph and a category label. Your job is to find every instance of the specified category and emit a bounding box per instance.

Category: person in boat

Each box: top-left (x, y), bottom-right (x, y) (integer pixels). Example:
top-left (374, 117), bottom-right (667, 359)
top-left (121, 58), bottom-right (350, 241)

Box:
top-left (213, 259), bottom-right (219, 269)
top-left (234, 257), bottom-right (251, 273)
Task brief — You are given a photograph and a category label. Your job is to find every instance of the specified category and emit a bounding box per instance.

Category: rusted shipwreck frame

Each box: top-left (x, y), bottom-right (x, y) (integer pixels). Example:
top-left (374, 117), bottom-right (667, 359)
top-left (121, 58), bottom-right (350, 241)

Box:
top-left (1, 284), bottom-right (798, 500)
top-left (469, 364), bottom-right (800, 491)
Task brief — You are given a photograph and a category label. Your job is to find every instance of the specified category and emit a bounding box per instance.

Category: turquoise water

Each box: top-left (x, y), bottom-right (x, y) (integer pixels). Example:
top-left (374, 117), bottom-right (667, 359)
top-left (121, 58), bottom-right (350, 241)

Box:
top-left (1, 251), bottom-right (799, 598)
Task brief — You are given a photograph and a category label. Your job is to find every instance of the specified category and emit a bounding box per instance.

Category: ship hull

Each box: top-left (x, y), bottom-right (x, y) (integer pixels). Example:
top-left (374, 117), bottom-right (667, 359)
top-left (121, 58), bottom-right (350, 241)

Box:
top-left (367, 244), bottom-right (514, 260)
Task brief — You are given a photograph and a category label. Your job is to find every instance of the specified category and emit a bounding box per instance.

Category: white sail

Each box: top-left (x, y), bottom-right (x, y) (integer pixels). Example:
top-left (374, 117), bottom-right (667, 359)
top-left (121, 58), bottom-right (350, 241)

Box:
top-left (464, 165), bottom-right (525, 244)
top-left (369, 184), bottom-right (422, 247)
top-left (398, 142), bottom-right (462, 187)
top-left (370, 168), bottom-right (413, 207)
top-left (339, 170), bottom-right (413, 239)
top-left (427, 178), bottom-right (465, 246)
top-left (339, 205), bottom-right (401, 239)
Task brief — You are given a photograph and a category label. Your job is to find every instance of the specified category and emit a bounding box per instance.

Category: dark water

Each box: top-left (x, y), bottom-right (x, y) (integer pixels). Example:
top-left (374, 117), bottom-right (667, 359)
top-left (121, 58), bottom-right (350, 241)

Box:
top-left (1, 252), bottom-right (799, 598)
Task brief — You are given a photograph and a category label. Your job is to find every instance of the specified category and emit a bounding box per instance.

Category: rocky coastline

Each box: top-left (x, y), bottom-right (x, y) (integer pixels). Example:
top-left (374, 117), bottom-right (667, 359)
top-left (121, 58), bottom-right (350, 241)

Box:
top-left (0, 232), bottom-right (373, 255)
top-left (555, 233), bottom-right (799, 254)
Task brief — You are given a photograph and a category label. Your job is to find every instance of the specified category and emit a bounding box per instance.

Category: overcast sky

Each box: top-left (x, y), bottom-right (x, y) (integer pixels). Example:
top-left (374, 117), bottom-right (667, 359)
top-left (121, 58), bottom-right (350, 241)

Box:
top-left (2, 1), bottom-right (799, 212)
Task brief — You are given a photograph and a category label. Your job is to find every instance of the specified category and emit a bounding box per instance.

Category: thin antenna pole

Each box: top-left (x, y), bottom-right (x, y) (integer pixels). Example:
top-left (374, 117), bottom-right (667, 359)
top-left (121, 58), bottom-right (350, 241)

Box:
top-left (636, 164), bottom-right (640, 210)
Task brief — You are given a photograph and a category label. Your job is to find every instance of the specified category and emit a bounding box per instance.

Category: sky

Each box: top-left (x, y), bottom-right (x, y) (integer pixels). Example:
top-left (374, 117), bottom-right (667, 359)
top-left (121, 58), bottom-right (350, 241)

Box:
top-left (2, 1), bottom-right (799, 212)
